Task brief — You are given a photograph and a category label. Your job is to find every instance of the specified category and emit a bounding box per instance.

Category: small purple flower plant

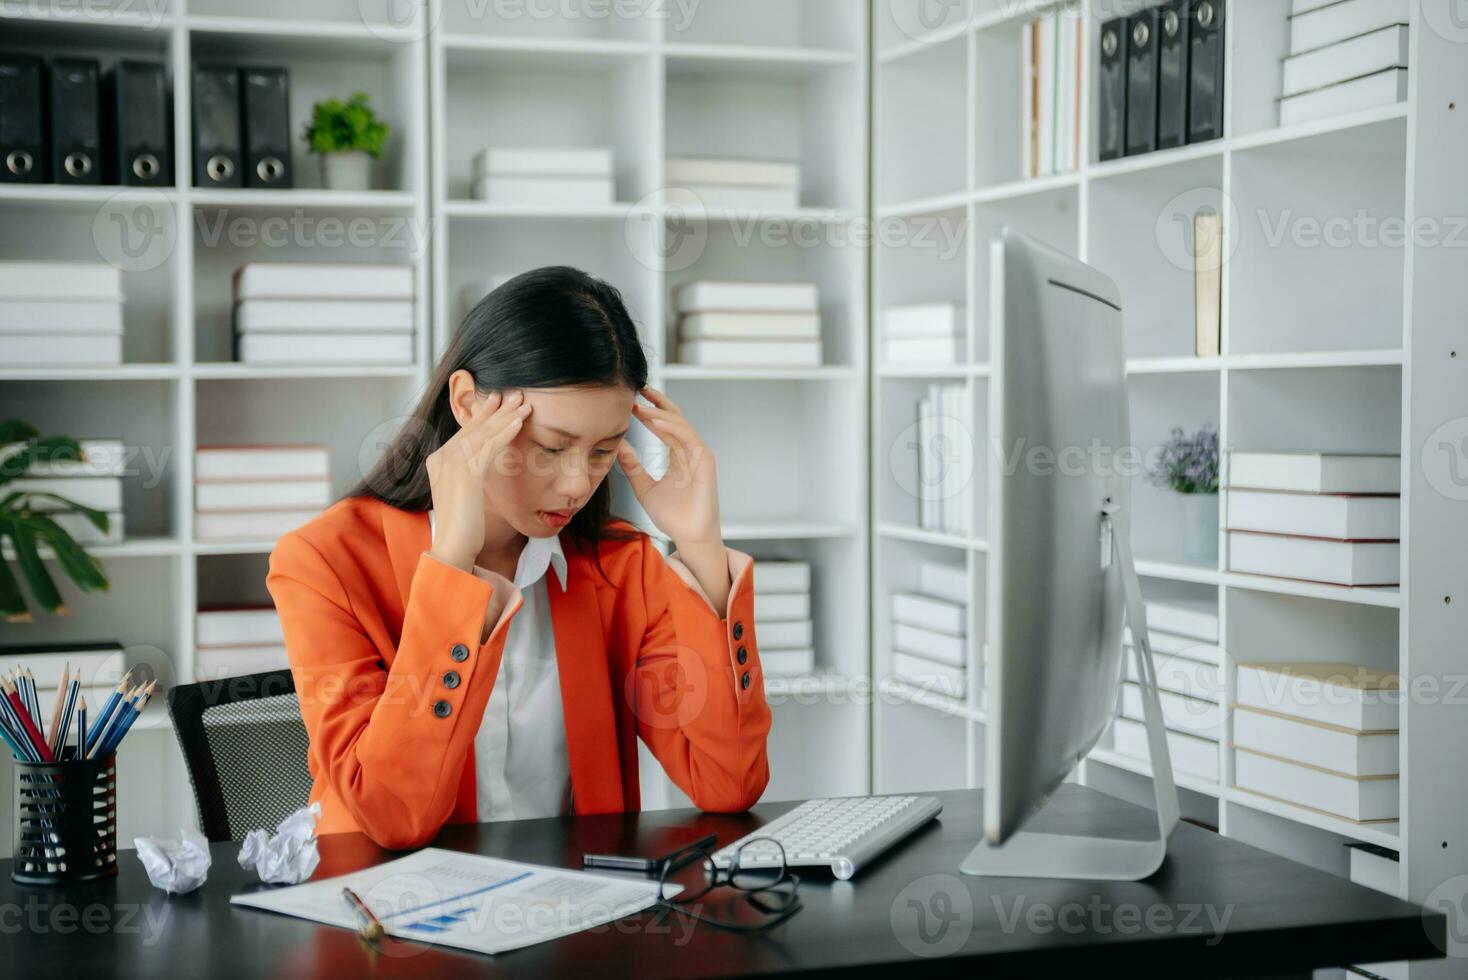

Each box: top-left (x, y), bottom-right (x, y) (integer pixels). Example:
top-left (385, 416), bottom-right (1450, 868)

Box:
top-left (1149, 424), bottom-right (1219, 495)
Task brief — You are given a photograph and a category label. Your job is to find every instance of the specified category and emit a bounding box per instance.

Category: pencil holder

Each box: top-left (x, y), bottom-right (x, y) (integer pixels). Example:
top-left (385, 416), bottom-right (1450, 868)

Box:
top-left (11, 750), bottom-right (119, 885)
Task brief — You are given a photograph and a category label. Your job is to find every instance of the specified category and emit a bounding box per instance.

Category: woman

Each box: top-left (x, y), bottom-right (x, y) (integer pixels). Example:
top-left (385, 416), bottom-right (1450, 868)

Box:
top-left (266, 266), bottom-right (771, 849)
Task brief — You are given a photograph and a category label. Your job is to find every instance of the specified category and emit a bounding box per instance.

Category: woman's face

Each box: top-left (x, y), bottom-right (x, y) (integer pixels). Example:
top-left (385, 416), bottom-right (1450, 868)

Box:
top-left (451, 373), bottom-right (635, 537)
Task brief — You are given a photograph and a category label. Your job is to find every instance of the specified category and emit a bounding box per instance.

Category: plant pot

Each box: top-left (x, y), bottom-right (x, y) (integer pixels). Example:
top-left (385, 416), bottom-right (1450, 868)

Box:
top-left (1178, 491), bottom-right (1219, 566)
top-left (320, 150), bottom-right (373, 191)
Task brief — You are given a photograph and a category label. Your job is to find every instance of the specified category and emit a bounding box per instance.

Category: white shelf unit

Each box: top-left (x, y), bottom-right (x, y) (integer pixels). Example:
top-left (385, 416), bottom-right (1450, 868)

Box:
top-left (872, 4), bottom-right (1467, 972)
top-left (0, 2), bottom-right (432, 854)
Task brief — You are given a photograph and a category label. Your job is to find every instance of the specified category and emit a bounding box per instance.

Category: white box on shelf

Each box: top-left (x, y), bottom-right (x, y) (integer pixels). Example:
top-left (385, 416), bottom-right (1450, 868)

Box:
top-left (759, 648), bottom-right (815, 678)
top-left (662, 185), bottom-right (799, 211)
top-left (10, 476), bottom-right (122, 512)
top-left (194, 509), bottom-right (319, 541)
top-left (672, 280), bottom-right (819, 314)
top-left (0, 334), bottom-right (122, 365)
top-left (0, 641), bottom-right (125, 688)
top-left (471, 174), bottom-right (616, 206)
top-left (753, 593), bottom-right (809, 621)
top-left (891, 650), bottom-right (967, 699)
top-left (1120, 681), bottom-right (1222, 739)
top-left (1288, 0), bottom-right (1411, 55)
top-left (196, 606), bottom-right (285, 648)
top-left (1282, 25), bottom-right (1409, 97)
top-left (1235, 661), bottom-right (1400, 732)
top-left (752, 560), bottom-right (810, 593)
top-left (1111, 715), bottom-right (1219, 782)
top-left (1279, 67), bottom-right (1409, 126)
top-left (234, 300), bottom-right (415, 332)
top-left (916, 561), bottom-right (967, 605)
top-left (882, 302), bottom-right (963, 338)
top-left (1143, 598), bottom-right (1219, 642)
top-left (234, 263), bottom-right (414, 301)
top-left (1233, 705), bottom-right (1398, 778)
top-left (1123, 647), bottom-right (1225, 702)
top-left (756, 620), bottom-right (812, 649)
top-left (195, 446), bottom-right (329, 481)
top-left (883, 336), bottom-right (964, 366)
top-left (195, 480), bottom-right (331, 512)
top-left (1226, 489), bottom-right (1400, 540)
top-left (1122, 627), bottom-right (1223, 663)
top-left (676, 339), bottom-right (821, 368)
top-left (1233, 747), bottom-right (1399, 823)
top-left (1228, 531), bottom-right (1399, 586)
top-left (1227, 452), bottom-right (1400, 494)
top-left (236, 332), bottom-right (414, 366)
top-left (472, 147), bottom-right (614, 178)
top-left (892, 621), bottom-right (964, 667)
top-left (195, 645), bottom-right (291, 681)
top-left (0, 261), bottom-right (122, 300)
top-left (891, 591), bottom-right (965, 635)
top-left (677, 312), bottom-right (820, 340)
top-left (664, 157), bottom-right (799, 188)
top-left (0, 300), bottom-right (123, 333)
top-left (2, 438), bottom-right (126, 478)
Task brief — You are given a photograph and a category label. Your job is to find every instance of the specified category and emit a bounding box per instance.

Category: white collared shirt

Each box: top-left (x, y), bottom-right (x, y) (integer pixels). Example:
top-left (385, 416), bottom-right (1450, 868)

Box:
top-left (429, 510), bottom-right (573, 821)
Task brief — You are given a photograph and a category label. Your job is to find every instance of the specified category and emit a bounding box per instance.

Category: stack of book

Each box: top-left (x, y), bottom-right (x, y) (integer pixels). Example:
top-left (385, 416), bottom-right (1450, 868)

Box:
top-left (0, 261), bottom-right (124, 366)
top-left (916, 383), bottom-right (972, 537)
top-left (889, 560), bottom-right (969, 701)
top-left (1233, 660), bottom-right (1400, 824)
top-left (1280, 1), bottom-right (1409, 126)
top-left (232, 263), bottom-right (415, 366)
top-left (194, 444), bottom-right (330, 542)
top-left (0, 641), bottom-right (127, 714)
top-left (1021, 8), bottom-right (1081, 177)
top-left (1226, 451), bottom-right (1401, 587)
top-left (672, 280), bottom-right (821, 368)
top-left (471, 147), bottom-right (615, 206)
top-left (196, 606), bottom-right (288, 681)
top-left (1, 437), bottom-right (126, 544)
top-left (881, 303), bottom-right (963, 366)
top-left (752, 561), bottom-right (814, 677)
top-left (1113, 597), bottom-right (1225, 780)
top-left (663, 157), bottom-right (800, 211)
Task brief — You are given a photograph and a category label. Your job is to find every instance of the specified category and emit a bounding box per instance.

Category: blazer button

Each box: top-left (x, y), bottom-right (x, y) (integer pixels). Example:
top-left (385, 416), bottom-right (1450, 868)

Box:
top-left (451, 643), bottom-right (470, 662)
top-left (737, 646), bottom-right (747, 665)
top-left (740, 671), bottom-right (751, 690)
top-left (433, 700), bottom-right (452, 718)
top-left (442, 671), bottom-right (461, 689)
top-left (732, 621), bottom-right (744, 641)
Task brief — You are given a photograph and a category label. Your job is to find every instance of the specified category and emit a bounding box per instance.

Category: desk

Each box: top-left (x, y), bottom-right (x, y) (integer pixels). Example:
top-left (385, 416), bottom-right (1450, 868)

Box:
top-left (0, 784), bottom-right (1445, 978)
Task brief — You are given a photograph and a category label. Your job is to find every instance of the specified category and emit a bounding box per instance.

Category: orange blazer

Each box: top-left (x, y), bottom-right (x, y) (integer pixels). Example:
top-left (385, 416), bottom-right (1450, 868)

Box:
top-left (265, 495), bottom-right (772, 849)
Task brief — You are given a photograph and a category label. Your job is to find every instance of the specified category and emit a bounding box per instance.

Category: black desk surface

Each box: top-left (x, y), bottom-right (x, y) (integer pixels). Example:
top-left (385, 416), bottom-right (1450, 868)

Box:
top-left (0, 784), bottom-right (1445, 979)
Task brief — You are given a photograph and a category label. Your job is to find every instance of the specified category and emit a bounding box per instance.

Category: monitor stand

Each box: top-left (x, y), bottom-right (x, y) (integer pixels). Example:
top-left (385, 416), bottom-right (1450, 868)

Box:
top-left (959, 510), bottom-right (1181, 881)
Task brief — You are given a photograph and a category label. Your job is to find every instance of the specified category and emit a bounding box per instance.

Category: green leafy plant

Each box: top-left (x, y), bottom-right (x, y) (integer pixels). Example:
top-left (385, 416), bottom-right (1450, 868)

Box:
top-left (0, 420), bottom-right (110, 622)
top-left (303, 92), bottom-right (390, 158)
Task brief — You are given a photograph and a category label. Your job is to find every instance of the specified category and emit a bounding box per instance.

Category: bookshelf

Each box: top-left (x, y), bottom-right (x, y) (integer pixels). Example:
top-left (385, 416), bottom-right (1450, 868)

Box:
top-left (872, 4), bottom-right (1467, 976)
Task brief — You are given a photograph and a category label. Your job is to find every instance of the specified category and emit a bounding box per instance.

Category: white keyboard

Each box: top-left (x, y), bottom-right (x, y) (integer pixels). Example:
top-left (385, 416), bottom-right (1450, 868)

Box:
top-left (711, 795), bottom-right (943, 881)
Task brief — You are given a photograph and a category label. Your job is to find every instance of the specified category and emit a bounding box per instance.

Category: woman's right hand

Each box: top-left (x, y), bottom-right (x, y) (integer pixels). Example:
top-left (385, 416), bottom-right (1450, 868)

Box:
top-left (425, 388), bottom-right (531, 570)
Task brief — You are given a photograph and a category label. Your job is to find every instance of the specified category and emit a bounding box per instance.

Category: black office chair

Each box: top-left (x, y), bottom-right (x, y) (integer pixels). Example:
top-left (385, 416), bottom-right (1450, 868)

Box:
top-left (167, 669), bottom-right (315, 843)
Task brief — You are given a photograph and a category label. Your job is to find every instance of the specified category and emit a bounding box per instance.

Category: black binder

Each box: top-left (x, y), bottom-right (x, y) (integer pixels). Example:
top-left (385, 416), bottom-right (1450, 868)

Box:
top-left (113, 61), bottom-right (171, 187)
top-left (192, 65), bottom-right (241, 187)
top-left (0, 54), bottom-right (46, 184)
top-left (1097, 18), bottom-right (1127, 162)
top-left (239, 66), bottom-right (291, 189)
top-left (1187, 0), bottom-right (1225, 144)
top-left (1155, 0), bottom-right (1190, 150)
top-left (1124, 11), bottom-right (1159, 157)
top-left (50, 58), bottom-right (102, 185)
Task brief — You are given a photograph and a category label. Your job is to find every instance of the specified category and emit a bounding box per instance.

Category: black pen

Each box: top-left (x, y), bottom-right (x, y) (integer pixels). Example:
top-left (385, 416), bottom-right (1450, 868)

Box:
top-left (582, 832), bottom-right (717, 873)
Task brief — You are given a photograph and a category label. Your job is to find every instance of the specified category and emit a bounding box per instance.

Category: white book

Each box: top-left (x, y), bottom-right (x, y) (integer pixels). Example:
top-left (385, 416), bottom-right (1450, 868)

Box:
top-left (939, 384), bottom-right (955, 533)
top-left (1291, 0), bottom-right (1339, 13)
top-left (1282, 24), bottom-right (1409, 96)
top-left (1120, 681), bottom-right (1221, 739)
top-left (233, 263), bottom-right (415, 301)
top-left (472, 174), bottom-right (615, 206)
top-left (673, 280), bottom-right (819, 315)
top-left (882, 303), bottom-right (963, 338)
top-left (677, 312), bottom-right (820, 341)
top-left (1228, 451), bottom-right (1400, 494)
top-left (752, 560), bottom-right (810, 593)
top-left (0, 641), bottom-right (126, 688)
top-left (917, 560), bottom-right (967, 605)
top-left (1235, 661), bottom-right (1400, 731)
top-left (1227, 489), bottom-right (1400, 540)
top-left (1123, 648), bottom-right (1225, 702)
top-left (676, 339), bottom-right (820, 368)
top-left (1143, 598), bottom-right (1219, 642)
top-left (47, 509), bottom-right (124, 544)
top-left (0, 334), bottom-right (122, 365)
top-left (1038, 14), bottom-right (1055, 177)
top-left (892, 650), bottom-right (967, 699)
top-left (234, 300), bottom-right (415, 333)
top-left (757, 619), bottom-right (812, 649)
top-left (1058, 9), bottom-right (1078, 174)
top-left (0, 261), bottom-right (121, 300)
top-left (1234, 747), bottom-right (1398, 822)
top-left (918, 389), bottom-right (937, 532)
top-left (1122, 627), bottom-right (1222, 663)
top-left (238, 332), bottom-right (414, 366)
top-left (753, 593), bottom-right (809, 621)
top-left (195, 509), bottom-right (319, 541)
top-left (1021, 19), bottom-right (1034, 178)
top-left (1233, 705), bottom-right (1397, 778)
top-left (891, 591), bottom-right (965, 635)
top-left (196, 445), bottom-right (329, 481)
top-left (473, 147), bottom-right (614, 177)
top-left (195, 645), bottom-right (291, 681)
top-left (662, 185), bottom-right (800, 211)
top-left (0, 299), bottom-right (123, 333)
top-left (1228, 531), bottom-right (1399, 586)
top-left (1347, 843), bottom-right (1401, 898)
top-left (759, 648), bottom-right (815, 678)
top-left (1289, 0), bottom-right (1410, 55)
top-left (196, 607), bottom-right (285, 648)
top-left (10, 476), bottom-right (122, 512)
top-left (195, 479), bottom-right (331, 512)
top-left (892, 621), bottom-right (964, 668)
top-left (1279, 67), bottom-right (1408, 126)
top-left (1111, 715), bottom-right (1219, 782)
top-left (1, 438), bottom-right (126, 477)
top-left (663, 157), bottom-right (800, 188)
top-left (883, 336), bottom-right (965, 366)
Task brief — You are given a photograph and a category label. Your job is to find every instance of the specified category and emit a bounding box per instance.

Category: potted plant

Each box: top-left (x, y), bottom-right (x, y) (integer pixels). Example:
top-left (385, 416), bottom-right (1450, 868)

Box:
top-left (0, 420), bottom-right (111, 622)
top-left (1148, 424), bottom-right (1220, 565)
top-left (304, 92), bottom-right (390, 192)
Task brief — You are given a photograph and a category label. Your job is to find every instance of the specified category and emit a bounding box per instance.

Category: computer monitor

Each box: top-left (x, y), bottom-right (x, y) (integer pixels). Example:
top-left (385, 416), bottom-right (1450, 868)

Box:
top-left (960, 229), bottom-right (1180, 882)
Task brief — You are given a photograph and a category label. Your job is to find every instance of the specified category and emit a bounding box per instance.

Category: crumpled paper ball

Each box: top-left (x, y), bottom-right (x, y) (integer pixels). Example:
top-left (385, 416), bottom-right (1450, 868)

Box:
top-left (135, 827), bottom-right (212, 894)
top-left (238, 801), bottom-right (322, 885)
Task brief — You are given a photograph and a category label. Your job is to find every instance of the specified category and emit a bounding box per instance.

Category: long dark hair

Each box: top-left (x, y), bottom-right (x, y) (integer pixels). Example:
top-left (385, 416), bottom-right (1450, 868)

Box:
top-left (345, 265), bottom-right (649, 575)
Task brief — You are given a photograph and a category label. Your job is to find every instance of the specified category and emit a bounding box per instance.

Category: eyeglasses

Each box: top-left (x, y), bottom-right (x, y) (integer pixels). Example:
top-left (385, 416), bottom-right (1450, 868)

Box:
top-left (653, 836), bottom-right (802, 932)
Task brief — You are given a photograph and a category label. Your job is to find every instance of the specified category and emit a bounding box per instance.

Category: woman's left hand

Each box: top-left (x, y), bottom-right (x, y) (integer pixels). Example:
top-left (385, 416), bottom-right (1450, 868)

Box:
top-left (617, 386), bottom-right (721, 547)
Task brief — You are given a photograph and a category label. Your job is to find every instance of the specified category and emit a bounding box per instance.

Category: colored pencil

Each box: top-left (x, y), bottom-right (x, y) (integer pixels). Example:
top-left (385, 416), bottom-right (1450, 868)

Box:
top-left (46, 664), bottom-right (68, 750)
top-left (52, 676), bottom-right (80, 760)
top-left (3, 679), bottom-right (53, 762)
top-left (0, 692), bottom-right (36, 762)
top-left (75, 697), bottom-right (88, 761)
top-left (85, 669), bottom-right (135, 752)
top-left (98, 680), bottom-right (155, 757)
